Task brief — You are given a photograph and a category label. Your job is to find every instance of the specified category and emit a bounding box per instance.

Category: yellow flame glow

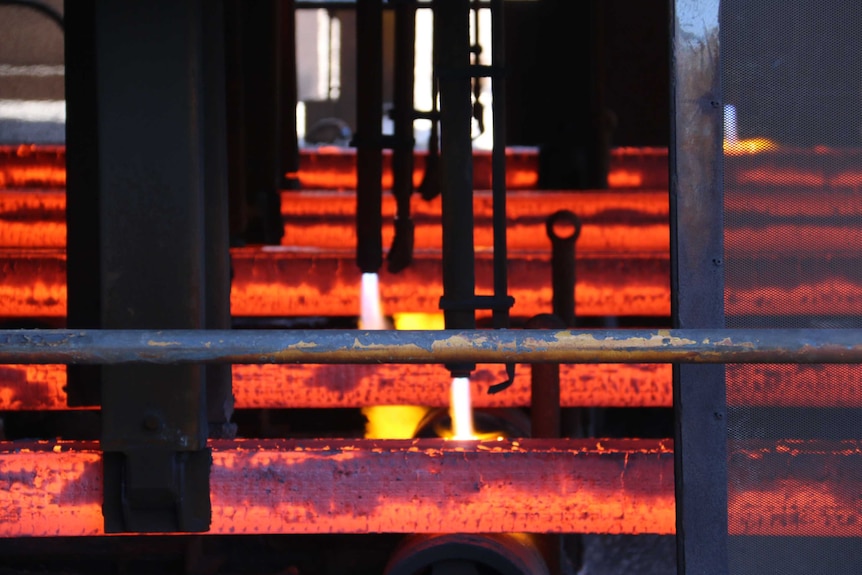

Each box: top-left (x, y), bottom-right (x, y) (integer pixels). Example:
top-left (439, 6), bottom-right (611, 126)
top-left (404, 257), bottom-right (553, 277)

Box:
top-left (724, 137), bottom-right (778, 155)
top-left (449, 377), bottom-right (476, 440)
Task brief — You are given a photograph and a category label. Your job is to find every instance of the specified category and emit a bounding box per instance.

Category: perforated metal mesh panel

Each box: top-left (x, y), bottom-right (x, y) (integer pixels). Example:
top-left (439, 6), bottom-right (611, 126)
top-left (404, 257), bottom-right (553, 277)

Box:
top-left (723, 1), bottom-right (862, 572)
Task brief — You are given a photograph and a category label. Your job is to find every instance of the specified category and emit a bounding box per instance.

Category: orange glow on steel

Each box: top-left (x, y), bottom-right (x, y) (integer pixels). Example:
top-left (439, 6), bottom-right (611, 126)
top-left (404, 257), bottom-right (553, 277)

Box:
top-left (0, 363), bottom-right (675, 410)
top-left (0, 438), bottom-right (676, 536)
top-left (0, 248), bottom-right (670, 318)
top-left (0, 189), bottom-right (672, 252)
top-left (0, 146), bottom-right (673, 191)
top-left (3, 439), bottom-right (862, 537)
top-left (8, 363), bottom-right (862, 409)
top-left (607, 169), bottom-right (644, 188)
top-left (449, 377), bottom-right (476, 440)
top-left (724, 137), bottom-right (778, 155)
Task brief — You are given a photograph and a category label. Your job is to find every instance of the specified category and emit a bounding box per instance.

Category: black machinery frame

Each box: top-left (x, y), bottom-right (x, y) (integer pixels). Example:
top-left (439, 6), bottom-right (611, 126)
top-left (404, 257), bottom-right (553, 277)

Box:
top-left (670, 0), bottom-right (728, 573)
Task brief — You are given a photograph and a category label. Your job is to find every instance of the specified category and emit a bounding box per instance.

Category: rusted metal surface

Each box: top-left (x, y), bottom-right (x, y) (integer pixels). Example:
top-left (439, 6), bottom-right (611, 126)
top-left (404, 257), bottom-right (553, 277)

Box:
top-left (0, 363), bottom-right (672, 410)
top-left (10, 362), bottom-right (862, 410)
top-left (0, 247), bottom-right (670, 318)
top-left (2, 438), bottom-right (862, 538)
top-left (0, 189), bottom-right (670, 252)
top-left (1, 328), bottom-right (862, 365)
top-left (728, 439), bottom-right (862, 537)
top-left (0, 438), bottom-right (675, 536)
top-left (670, 0), bottom-right (726, 571)
top-left (0, 145), bottom-right (673, 191)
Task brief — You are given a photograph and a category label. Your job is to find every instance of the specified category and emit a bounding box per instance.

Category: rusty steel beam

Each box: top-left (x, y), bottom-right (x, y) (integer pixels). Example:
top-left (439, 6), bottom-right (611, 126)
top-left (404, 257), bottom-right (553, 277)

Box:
top-left (8, 362), bottom-right (862, 410)
top-left (0, 248), bottom-right (670, 318)
top-left (2, 438), bottom-right (862, 538)
top-left (0, 363), bottom-right (673, 410)
top-left (1, 328), bottom-right (862, 365)
top-left (0, 438), bottom-right (673, 537)
top-left (0, 189), bottom-right (670, 252)
top-left (0, 145), bottom-right (674, 191)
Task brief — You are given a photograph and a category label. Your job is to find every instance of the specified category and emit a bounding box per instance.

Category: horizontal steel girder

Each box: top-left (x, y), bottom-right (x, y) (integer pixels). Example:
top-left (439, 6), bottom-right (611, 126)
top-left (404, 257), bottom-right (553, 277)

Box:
top-left (0, 248), bottom-right (670, 318)
top-left (0, 437), bottom-right (860, 537)
top-left (5, 362), bottom-right (862, 410)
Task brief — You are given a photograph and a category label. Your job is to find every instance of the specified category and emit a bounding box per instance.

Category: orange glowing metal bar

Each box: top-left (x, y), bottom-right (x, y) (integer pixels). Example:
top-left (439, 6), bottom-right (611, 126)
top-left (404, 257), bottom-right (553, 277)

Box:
top-left (0, 145), bottom-right (672, 191)
top-left (726, 188), bottom-right (862, 218)
top-left (3, 439), bottom-right (862, 537)
top-left (0, 189), bottom-right (671, 252)
top-left (280, 190), bottom-right (669, 253)
top-left (0, 145), bottom-right (66, 188)
top-left (607, 170), bottom-right (643, 188)
top-left (726, 364), bottom-right (862, 407)
top-left (0, 248), bottom-right (670, 318)
top-left (9, 363), bottom-right (862, 410)
top-left (0, 363), bottom-right (673, 411)
top-left (0, 439), bottom-right (675, 537)
top-left (726, 279), bottom-right (862, 317)
top-left (728, 439), bottom-right (862, 537)
top-left (297, 148), bottom-right (540, 190)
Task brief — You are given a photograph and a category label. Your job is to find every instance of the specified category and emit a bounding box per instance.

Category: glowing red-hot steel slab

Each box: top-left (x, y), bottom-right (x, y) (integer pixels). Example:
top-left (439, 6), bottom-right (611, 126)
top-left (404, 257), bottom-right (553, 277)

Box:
top-left (279, 190), bottom-right (669, 253)
top-left (0, 146), bottom-right (66, 189)
top-left (8, 363), bottom-right (862, 410)
top-left (229, 248), bottom-right (670, 318)
top-left (728, 439), bottom-right (862, 537)
top-left (0, 438), bottom-right (674, 537)
top-left (0, 189), bottom-right (670, 252)
top-left (0, 145), bottom-right (670, 191)
top-left (0, 248), bottom-right (671, 318)
top-left (0, 363), bottom-right (674, 411)
top-left (725, 364), bottom-right (862, 407)
top-left (3, 438), bottom-right (862, 537)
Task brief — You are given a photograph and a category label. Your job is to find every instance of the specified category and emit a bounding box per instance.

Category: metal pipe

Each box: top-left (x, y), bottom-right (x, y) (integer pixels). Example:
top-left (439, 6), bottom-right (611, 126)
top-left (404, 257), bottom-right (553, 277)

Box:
top-left (355, 0), bottom-right (384, 273)
top-left (436, 0), bottom-right (475, 377)
top-left (490, 0), bottom-right (510, 330)
top-left (387, 0), bottom-right (417, 274)
top-left (527, 315), bottom-right (565, 438)
top-left (2, 328), bottom-right (862, 365)
top-left (546, 210), bottom-right (582, 327)
top-left (437, 0), bottom-right (476, 333)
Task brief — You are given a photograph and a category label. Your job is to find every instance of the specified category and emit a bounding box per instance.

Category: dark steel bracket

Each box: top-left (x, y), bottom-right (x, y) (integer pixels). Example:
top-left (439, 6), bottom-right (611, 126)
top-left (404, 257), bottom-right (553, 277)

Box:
top-left (670, 0), bottom-right (728, 572)
top-left (81, 0), bottom-right (224, 533)
top-left (104, 449), bottom-right (212, 533)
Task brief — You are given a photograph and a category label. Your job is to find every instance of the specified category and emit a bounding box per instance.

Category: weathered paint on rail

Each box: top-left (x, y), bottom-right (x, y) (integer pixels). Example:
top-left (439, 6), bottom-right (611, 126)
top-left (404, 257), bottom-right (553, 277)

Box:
top-left (0, 328), bottom-right (862, 365)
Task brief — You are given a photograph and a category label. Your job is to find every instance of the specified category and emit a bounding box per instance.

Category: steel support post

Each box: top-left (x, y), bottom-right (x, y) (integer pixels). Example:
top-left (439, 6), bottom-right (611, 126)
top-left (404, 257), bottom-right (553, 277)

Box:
top-left (670, 0), bottom-right (727, 572)
top-left (356, 0), bottom-right (384, 273)
top-left (64, 0), bottom-right (101, 407)
top-left (93, 0), bottom-right (215, 532)
top-left (240, 0), bottom-right (284, 244)
top-left (280, 0), bottom-right (300, 190)
top-left (202, 0), bottom-right (235, 440)
top-left (387, 0), bottom-right (418, 274)
top-left (436, 0), bottom-right (477, 378)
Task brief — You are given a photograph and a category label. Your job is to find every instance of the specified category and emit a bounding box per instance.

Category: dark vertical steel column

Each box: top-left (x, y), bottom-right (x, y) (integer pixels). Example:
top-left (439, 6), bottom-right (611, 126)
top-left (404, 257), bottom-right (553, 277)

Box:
top-left (280, 0), bottom-right (300, 190)
top-left (670, 0), bottom-right (727, 572)
top-left (437, 0), bottom-right (475, 341)
top-left (356, 0), bottom-right (384, 274)
top-left (202, 0), bottom-right (234, 440)
top-left (224, 0), bottom-right (248, 242)
top-left (64, 0), bottom-right (101, 407)
top-left (387, 0), bottom-right (417, 274)
top-left (490, 0), bottom-right (509, 329)
top-left (241, 0), bottom-right (283, 245)
top-left (95, 0), bottom-right (211, 532)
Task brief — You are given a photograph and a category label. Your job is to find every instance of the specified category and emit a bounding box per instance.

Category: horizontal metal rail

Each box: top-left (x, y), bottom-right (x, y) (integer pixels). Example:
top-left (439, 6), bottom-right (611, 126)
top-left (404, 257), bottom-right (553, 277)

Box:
top-left (0, 328), bottom-right (861, 365)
